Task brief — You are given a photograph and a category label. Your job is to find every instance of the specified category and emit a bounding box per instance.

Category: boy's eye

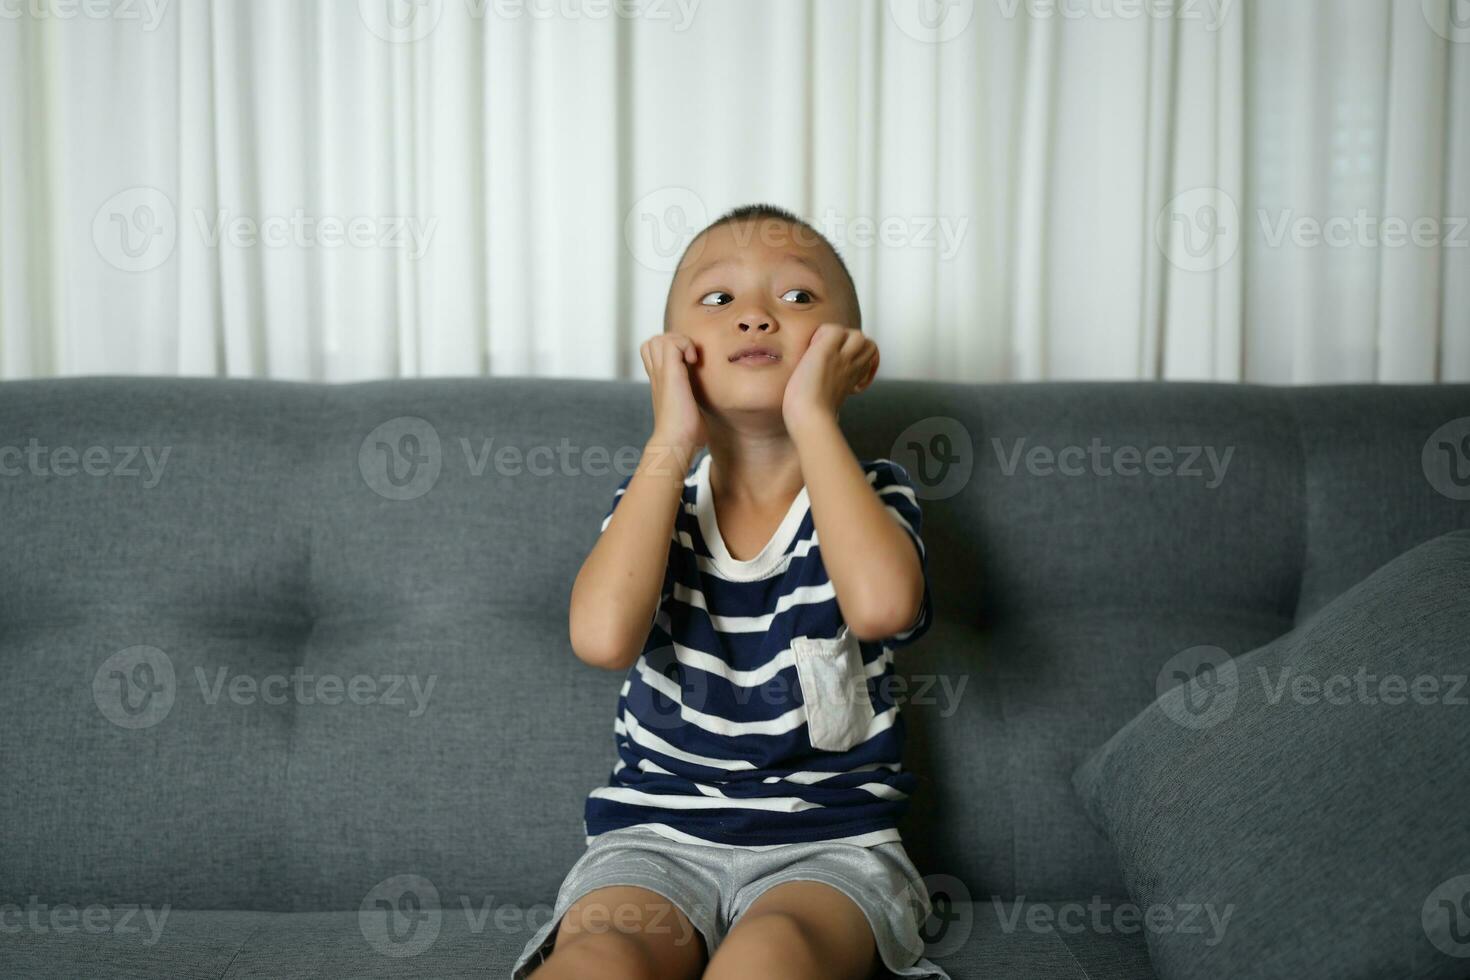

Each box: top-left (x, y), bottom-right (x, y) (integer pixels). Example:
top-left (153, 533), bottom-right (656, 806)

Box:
top-left (699, 291), bottom-right (733, 307)
top-left (780, 289), bottom-right (815, 304)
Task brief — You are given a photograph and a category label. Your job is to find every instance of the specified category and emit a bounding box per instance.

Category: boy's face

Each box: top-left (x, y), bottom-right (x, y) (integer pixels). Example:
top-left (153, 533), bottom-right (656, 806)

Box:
top-left (665, 218), bottom-right (858, 420)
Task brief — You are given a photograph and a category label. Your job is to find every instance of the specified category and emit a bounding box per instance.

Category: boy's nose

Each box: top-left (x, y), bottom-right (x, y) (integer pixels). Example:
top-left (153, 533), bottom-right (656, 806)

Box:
top-left (738, 318), bottom-right (772, 332)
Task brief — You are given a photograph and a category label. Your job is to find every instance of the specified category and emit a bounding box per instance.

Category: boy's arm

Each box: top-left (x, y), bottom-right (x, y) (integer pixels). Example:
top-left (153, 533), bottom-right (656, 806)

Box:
top-left (789, 412), bottom-right (926, 644)
top-left (568, 439), bottom-right (695, 671)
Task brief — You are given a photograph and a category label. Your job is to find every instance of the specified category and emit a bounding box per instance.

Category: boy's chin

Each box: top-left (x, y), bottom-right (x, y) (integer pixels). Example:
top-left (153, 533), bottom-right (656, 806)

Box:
top-left (706, 391), bottom-right (787, 420)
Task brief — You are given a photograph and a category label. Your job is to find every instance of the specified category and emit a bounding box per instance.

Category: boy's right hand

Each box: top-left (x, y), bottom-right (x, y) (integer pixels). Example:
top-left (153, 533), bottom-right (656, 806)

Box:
top-left (640, 334), bottom-right (708, 454)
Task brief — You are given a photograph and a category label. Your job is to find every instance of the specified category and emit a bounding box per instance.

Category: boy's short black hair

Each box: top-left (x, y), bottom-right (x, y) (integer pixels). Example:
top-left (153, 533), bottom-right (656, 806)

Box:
top-left (663, 203), bottom-right (862, 332)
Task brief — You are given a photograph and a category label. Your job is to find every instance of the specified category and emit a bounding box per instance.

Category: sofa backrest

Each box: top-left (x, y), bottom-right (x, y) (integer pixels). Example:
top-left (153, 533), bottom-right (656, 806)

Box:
top-left (1, 378), bottom-right (1467, 909)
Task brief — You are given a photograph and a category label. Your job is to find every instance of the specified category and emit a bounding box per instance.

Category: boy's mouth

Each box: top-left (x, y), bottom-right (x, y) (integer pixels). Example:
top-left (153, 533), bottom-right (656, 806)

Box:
top-left (729, 345), bottom-right (782, 364)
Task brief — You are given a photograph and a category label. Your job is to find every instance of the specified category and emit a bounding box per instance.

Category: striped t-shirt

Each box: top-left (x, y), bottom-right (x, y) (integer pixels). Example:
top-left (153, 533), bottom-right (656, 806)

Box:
top-left (582, 451), bottom-right (934, 849)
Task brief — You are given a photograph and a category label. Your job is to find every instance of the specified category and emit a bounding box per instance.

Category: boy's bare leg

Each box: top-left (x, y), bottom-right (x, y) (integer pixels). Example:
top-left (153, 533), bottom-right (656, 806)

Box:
top-left (703, 880), bottom-right (879, 980)
top-left (530, 885), bottom-right (707, 980)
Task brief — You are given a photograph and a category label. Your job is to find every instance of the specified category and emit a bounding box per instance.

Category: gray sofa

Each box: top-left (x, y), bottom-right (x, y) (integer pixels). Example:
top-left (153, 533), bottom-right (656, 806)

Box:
top-left (2, 377), bottom-right (1468, 979)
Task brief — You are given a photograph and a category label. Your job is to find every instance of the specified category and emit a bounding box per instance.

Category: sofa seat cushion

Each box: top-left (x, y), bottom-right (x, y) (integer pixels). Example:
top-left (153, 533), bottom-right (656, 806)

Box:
top-left (0, 908), bottom-right (541, 979)
top-left (925, 899), bottom-right (1157, 978)
top-left (1, 900), bottom-right (1156, 979)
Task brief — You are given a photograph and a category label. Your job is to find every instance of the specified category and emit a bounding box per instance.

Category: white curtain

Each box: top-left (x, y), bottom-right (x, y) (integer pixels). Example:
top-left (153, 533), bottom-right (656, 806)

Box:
top-left (1, 0), bottom-right (1466, 383)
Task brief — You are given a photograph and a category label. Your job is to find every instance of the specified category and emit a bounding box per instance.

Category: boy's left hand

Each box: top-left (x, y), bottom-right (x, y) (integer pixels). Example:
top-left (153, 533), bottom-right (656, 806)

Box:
top-left (781, 323), bottom-right (879, 431)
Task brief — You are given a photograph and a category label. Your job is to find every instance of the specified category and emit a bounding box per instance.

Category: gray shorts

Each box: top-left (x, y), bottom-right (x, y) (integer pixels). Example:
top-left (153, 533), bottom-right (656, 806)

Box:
top-left (510, 825), bottom-right (949, 979)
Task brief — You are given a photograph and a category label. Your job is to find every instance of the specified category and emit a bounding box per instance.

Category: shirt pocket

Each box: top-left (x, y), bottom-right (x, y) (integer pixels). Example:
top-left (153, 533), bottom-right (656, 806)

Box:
top-left (791, 625), bottom-right (877, 753)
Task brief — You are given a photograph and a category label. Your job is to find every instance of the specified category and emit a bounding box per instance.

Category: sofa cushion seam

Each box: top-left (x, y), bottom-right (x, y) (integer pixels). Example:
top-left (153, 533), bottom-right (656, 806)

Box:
top-left (218, 916), bottom-right (272, 980)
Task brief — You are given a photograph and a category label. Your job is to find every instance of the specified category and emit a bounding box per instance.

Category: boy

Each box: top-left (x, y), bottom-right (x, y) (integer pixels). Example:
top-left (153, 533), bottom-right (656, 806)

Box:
top-left (512, 205), bottom-right (946, 980)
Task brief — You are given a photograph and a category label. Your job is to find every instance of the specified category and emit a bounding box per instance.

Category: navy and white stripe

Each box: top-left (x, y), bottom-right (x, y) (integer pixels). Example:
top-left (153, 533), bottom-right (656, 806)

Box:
top-left (584, 452), bottom-right (934, 848)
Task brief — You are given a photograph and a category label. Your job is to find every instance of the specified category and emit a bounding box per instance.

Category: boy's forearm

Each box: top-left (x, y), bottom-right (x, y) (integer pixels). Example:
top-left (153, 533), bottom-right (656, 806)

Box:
top-left (789, 413), bottom-right (924, 642)
top-left (569, 439), bottom-right (696, 671)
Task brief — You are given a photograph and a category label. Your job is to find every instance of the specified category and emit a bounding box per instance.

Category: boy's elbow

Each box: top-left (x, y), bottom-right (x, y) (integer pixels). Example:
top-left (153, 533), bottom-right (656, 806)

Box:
top-left (569, 617), bottom-right (640, 672)
top-left (846, 583), bottom-right (925, 644)
top-left (573, 641), bottom-right (639, 672)
top-left (848, 609), bottom-right (913, 645)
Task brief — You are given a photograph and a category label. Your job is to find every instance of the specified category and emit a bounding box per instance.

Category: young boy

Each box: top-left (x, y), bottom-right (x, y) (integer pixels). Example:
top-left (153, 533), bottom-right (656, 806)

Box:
top-left (511, 205), bottom-right (946, 980)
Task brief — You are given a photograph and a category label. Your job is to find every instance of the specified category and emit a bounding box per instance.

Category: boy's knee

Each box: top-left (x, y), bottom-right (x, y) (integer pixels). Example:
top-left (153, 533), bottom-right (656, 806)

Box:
top-left (541, 928), bottom-right (663, 980)
top-left (706, 911), bottom-right (825, 979)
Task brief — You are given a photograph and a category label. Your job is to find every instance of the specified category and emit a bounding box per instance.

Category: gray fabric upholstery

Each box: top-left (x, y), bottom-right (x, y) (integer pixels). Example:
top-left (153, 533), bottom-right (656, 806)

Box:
top-left (1073, 530), bottom-right (1470, 980)
top-left (2, 377), bottom-right (1468, 977)
top-left (0, 903), bottom-right (1150, 979)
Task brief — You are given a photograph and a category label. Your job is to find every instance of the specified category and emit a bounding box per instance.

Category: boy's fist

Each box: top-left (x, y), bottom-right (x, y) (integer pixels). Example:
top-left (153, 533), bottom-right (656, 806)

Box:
top-left (781, 323), bottom-right (878, 430)
top-left (640, 333), bottom-right (708, 453)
